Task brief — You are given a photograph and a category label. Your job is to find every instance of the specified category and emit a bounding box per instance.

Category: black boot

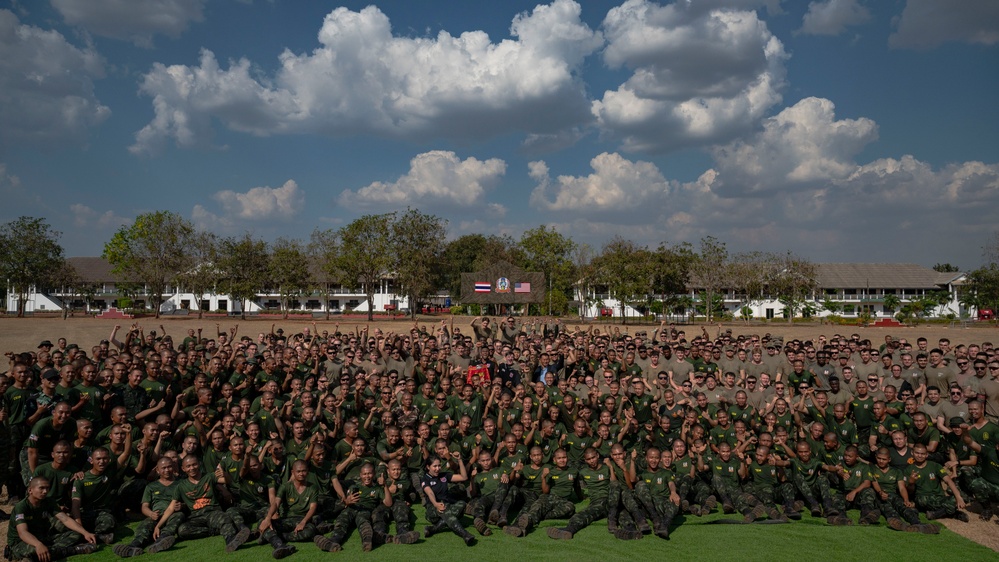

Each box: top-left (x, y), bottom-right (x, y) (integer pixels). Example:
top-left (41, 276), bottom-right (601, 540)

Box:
top-left (607, 504), bottom-right (619, 532)
top-left (269, 534), bottom-right (296, 559)
top-left (224, 527), bottom-right (252, 554)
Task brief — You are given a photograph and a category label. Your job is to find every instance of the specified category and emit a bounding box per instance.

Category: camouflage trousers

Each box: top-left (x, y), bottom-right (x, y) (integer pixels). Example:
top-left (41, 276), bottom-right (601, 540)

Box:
top-left (261, 516), bottom-right (317, 543)
top-left (634, 482), bottom-right (678, 524)
top-left (10, 529), bottom-right (84, 560)
top-left (844, 487), bottom-right (879, 519)
top-left (608, 482), bottom-right (647, 527)
top-left (372, 502), bottom-right (415, 536)
top-left (425, 500), bottom-right (472, 539)
top-left (792, 474), bottom-right (836, 509)
top-left (225, 505), bottom-right (269, 530)
top-left (471, 483), bottom-right (516, 520)
top-left (130, 513), bottom-right (184, 548)
top-left (737, 483), bottom-right (779, 510)
top-left (968, 477), bottom-right (999, 505)
top-left (323, 506), bottom-right (374, 546)
top-left (875, 493), bottom-right (920, 524)
top-left (80, 508), bottom-right (116, 535)
top-left (914, 493), bottom-right (956, 517)
top-left (710, 476), bottom-right (752, 512)
top-left (676, 476), bottom-right (713, 509)
top-left (519, 494), bottom-right (575, 531)
top-left (564, 497), bottom-right (608, 534)
top-left (177, 506), bottom-right (241, 542)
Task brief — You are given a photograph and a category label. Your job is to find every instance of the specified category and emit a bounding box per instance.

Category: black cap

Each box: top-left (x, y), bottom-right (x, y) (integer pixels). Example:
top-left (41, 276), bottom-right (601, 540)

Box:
top-left (41, 368), bottom-right (60, 381)
top-left (38, 340), bottom-right (53, 348)
top-left (949, 417), bottom-right (965, 428)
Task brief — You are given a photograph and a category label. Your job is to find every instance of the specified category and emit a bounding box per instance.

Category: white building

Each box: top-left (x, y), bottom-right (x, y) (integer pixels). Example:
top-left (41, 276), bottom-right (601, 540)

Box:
top-left (576, 263), bottom-right (968, 321)
top-left (7, 257), bottom-right (410, 315)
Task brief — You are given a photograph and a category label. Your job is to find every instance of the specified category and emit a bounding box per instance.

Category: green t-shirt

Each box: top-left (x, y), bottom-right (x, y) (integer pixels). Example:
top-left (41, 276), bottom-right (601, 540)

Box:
top-left (237, 473), bottom-right (275, 511)
top-left (790, 457), bottom-right (823, 486)
top-left (71, 471), bottom-right (115, 510)
top-left (172, 473), bottom-right (219, 512)
top-left (347, 481), bottom-right (384, 512)
top-left (578, 463), bottom-right (612, 501)
top-left (8, 497), bottom-right (59, 546)
top-left (521, 463), bottom-right (546, 494)
top-left (142, 479), bottom-right (180, 514)
top-left (747, 459), bottom-right (779, 487)
top-left (276, 481), bottom-right (319, 519)
top-left (906, 461), bottom-right (948, 497)
top-left (979, 445), bottom-right (999, 487)
top-left (546, 466), bottom-right (577, 501)
top-left (639, 468), bottom-right (673, 495)
top-left (709, 455), bottom-right (741, 484)
top-left (841, 462), bottom-right (868, 491)
top-left (33, 462), bottom-right (74, 508)
top-left (473, 467), bottom-right (506, 497)
top-left (870, 465), bottom-right (904, 496)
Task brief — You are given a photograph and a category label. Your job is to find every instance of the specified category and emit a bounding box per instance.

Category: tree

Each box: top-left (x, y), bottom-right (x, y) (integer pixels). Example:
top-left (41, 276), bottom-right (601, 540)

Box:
top-left (650, 241), bottom-right (696, 320)
top-left (766, 251), bottom-right (817, 323)
top-left (822, 298), bottom-right (842, 315)
top-left (392, 209), bottom-right (447, 318)
top-left (0, 217), bottom-right (66, 317)
top-left (691, 236), bottom-right (728, 323)
top-left (48, 260), bottom-right (81, 319)
top-left (269, 237), bottom-right (309, 319)
top-left (573, 243), bottom-right (597, 319)
top-left (517, 225), bottom-right (576, 315)
top-left (103, 211), bottom-right (195, 318)
top-left (174, 230), bottom-right (219, 319)
top-left (308, 228), bottom-right (340, 320)
top-left (882, 293), bottom-right (901, 315)
top-left (591, 237), bottom-right (652, 323)
top-left (216, 234), bottom-right (268, 320)
top-left (729, 251), bottom-right (770, 311)
top-left (932, 263), bottom-right (959, 273)
top-left (336, 214), bottom-right (394, 321)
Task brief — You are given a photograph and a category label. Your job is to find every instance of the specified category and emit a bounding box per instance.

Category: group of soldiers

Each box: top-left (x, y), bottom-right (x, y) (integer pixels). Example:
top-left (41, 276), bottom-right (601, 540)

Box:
top-left (3, 318), bottom-right (999, 560)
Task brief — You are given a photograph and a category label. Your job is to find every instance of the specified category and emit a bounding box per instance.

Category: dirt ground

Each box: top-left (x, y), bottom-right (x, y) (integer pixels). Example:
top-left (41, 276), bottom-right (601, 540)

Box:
top-left (1, 315), bottom-right (998, 551)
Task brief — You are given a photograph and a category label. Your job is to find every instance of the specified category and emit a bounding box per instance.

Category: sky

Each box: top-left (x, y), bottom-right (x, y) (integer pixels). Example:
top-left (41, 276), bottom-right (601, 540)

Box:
top-left (2, 0), bottom-right (998, 269)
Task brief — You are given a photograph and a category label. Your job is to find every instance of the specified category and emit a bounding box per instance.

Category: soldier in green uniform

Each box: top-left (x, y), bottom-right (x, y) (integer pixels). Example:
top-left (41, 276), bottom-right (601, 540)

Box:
top-left (736, 444), bottom-right (790, 521)
top-left (31, 441), bottom-right (75, 511)
top-left (605, 443), bottom-right (645, 539)
top-left (633, 447), bottom-right (678, 538)
top-left (698, 441), bottom-right (742, 515)
top-left (868, 447), bottom-right (932, 533)
top-left (547, 447), bottom-right (613, 540)
top-left (504, 448), bottom-right (576, 537)
top-left (112, 457), bottom-right (181, 557)
top-left (469, 450), bottom-right (508, 536)
top-left (372, 459), bottom-right (421, 544)
top-left (5, 363), bottom-right (35, 500)
top-left (152, 454), bottom-right (252, 553)
top-left (959, 419), bottom-right (999, 521)
top-left (7, 477), bottom-right (98, 561)
top-left (904, 443), bottom-right (970, 522)
top-left (835, 445), bottom-right (879, 525)
top-left (70, 447), bottom-right (118, 544)
top-left (24, 402), bottom-right (76, 488)
top-left (787, 440), bottom-right (849, 523)
top-left (314, 462), bottom-right (393, 551)
top-left (260, 460), bottom-right (316, 557)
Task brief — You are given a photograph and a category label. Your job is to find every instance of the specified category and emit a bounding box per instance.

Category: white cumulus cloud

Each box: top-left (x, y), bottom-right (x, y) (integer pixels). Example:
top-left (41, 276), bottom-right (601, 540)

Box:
top-left (890, 0), bottom-right (999, 49)
top-left (52, 0), bottom-right (205, 47)
top-left (130, 0), bottom-right (602, 154)
top-left (0, 10), bottom-right (109, 147)
top-left (339, 151), bottom-right (507, 209)
top-left (529, 152), bottom-right (675, 212)
top-left (798, 0), bottom-right (871, 36)
top-left (69, 203), bottom-right (129, 229)
top-left (709, 97), bottom-right (878, 194)
top-left (593, 0), bottom-right (787, 153)
top-left (193, 179), bottom-right (304, 229)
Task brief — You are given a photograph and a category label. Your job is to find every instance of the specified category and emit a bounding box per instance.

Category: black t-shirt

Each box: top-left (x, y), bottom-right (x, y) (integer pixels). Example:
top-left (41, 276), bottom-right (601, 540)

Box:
top-left (420, 471), bottom-right (457, 504)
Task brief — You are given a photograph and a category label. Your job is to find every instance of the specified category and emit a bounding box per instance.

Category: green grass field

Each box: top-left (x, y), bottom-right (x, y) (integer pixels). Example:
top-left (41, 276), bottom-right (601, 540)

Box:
top-left (83, 506), bottom-right (995, 562)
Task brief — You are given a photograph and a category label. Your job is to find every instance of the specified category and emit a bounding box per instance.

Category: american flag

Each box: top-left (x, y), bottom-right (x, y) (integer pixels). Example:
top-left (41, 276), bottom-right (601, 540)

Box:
top-left (514, 282), bottom-right (531, 293)
top-left (474, 282), bottom-right (491, 293)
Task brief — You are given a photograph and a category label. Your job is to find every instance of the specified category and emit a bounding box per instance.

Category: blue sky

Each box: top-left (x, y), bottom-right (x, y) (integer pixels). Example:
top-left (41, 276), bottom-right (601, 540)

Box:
top-left (2, 0), bottom-right (997, 268)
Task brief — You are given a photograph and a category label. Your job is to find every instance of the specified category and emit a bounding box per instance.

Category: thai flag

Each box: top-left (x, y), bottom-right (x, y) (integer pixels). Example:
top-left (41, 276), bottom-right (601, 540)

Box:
top-left (515, 282), bottom-right (531, 293)
top-left (474, 282), bottom-right (491, 293)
